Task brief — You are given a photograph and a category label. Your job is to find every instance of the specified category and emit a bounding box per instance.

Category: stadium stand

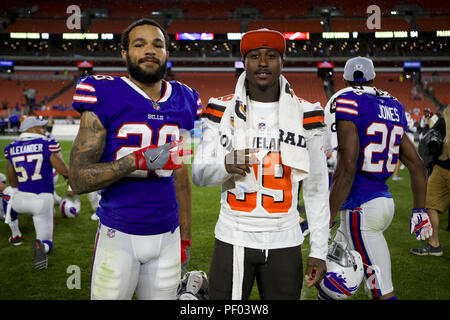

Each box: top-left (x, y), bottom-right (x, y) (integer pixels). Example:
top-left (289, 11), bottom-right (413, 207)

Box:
top-left (167, 20), bottom-right (241, 33)
top-left (248, 20), bottom-right (323, 33)
top-left (5, 19), bottom-right (69, 33)
top-left (330, 18), bottom-right (411, 32)
top-left (416, 17), bottom-right (450, 31)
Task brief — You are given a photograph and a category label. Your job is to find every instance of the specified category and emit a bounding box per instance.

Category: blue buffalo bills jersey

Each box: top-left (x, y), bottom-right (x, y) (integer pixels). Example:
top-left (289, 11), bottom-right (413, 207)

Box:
top-left (335, 88), bottom-right (407, 209)
top-left (72, 75), bottom-right (202, 235)
top-left (4, 133), bottom-right (61, 194)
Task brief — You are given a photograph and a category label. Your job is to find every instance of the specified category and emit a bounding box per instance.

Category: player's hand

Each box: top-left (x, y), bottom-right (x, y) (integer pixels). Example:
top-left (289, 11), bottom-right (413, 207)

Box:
top-left (305, 257), bottom-right (326, 288)
top-left (329, 220), bottom-right (337, 229)
top-left (134, 138), bottom-right (192, 171)
top-left (181, 239), bottom-right (191, 275)
top-left (224, 148), bottom-right (259, 176)
top-left (410, 208), bottom-right (433, 240)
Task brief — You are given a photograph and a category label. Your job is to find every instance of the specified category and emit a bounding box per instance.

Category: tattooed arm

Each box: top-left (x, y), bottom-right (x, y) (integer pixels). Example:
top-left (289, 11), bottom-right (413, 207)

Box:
top-left (174, 163), bottom-right (191, 241)
top-left (68, 111), bottom-right (136, 194)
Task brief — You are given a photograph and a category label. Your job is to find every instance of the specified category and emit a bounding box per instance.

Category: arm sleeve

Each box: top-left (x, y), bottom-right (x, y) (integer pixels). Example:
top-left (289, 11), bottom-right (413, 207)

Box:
top-left (303, 133), bottom-right (330, 261)
top-left (191, 119), bottom-right (231, 187)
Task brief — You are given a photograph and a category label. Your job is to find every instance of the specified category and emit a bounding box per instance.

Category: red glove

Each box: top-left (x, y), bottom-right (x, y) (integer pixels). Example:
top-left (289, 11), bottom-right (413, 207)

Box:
top-left (134, 138), bottom-right (192, 171)
top-left (181, 239), bottom-right (191, 273)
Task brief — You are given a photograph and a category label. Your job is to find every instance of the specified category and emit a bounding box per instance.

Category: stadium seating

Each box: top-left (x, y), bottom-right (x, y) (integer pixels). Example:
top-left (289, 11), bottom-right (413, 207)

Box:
top-left (5, 19), bottom-right (68, 33)
top-left (0, 74), bottom-right (78, 115)
top-left (330, 17), bottom-right (411, 32)
top-left (425, 76), bottom-right (450, 106)
top-left (0, 1), bottom-right (448, 118)
top-left (167, 20), bottom-right (241, 33)
top-left (416, 17), bottom-right (450, 31)
top-left (87, 20), bottom-right (135, 34)
top-left (248, 20), bottom-right (323, 33)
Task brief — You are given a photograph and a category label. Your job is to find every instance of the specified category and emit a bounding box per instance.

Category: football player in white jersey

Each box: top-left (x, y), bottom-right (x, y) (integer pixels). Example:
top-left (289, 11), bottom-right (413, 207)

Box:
top-left (192, 29), bottom-right (330, 299)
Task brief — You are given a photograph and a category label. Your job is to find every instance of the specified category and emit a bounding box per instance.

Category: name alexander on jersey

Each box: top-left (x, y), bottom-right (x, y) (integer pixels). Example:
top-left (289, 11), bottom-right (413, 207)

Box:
top-left (9, 143), bottom-right (43, 155)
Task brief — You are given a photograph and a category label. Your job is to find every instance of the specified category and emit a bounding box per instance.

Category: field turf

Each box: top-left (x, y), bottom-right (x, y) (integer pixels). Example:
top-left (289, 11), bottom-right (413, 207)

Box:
top-left (0, 139), bottom-right (449, 300)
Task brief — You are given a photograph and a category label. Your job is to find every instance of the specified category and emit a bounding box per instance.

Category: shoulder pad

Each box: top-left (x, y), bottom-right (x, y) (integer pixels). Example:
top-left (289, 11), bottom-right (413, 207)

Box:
top-left (201, 95), bottom-right (232, 123)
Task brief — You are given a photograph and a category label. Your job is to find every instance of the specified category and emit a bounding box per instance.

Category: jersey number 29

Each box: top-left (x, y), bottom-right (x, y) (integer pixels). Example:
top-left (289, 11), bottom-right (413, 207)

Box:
top-left (115, 123), bottom-right (179, 177)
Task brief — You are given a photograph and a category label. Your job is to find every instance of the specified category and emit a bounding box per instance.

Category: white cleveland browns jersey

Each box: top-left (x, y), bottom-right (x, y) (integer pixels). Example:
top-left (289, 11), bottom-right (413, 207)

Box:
top-left (192, 94), bottom-right (330, 259)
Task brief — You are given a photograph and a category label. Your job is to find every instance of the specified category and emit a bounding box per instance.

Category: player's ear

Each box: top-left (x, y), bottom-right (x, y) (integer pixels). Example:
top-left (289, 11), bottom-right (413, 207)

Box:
top-left (121, 49), bottom-right (128, 63)
top-left (165, 49), bottom-right (169, 60)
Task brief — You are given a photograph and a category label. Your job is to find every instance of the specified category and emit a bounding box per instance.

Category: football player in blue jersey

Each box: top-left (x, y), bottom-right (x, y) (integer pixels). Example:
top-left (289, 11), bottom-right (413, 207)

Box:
top-left (4, 116), bottom-right (70, 269)
top-left (325, 57), bottom-right (431, 300)
top-left (69, 19), bottom-right (202, 300)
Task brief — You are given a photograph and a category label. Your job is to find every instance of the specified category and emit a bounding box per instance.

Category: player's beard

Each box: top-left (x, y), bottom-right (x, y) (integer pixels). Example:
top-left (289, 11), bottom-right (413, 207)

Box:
top-left (126, 55), bottom-right (167, 84)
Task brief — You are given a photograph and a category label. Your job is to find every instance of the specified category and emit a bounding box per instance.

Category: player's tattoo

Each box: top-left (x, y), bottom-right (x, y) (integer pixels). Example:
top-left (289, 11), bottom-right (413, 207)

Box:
top-left (69, 111), bottom-right (136, 194)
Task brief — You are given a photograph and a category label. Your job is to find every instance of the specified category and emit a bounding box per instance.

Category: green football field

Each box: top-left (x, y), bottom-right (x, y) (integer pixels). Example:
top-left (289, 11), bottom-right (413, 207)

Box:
top-left (0, 138), bottom-right (449, 300)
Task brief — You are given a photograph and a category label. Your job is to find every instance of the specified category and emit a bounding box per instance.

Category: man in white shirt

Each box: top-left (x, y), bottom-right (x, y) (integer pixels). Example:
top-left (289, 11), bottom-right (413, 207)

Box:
top-left (191, 29), bottom-right (330, 300)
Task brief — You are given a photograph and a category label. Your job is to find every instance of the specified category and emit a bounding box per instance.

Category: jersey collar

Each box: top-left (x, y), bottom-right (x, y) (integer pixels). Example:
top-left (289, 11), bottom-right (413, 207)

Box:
top-left (18, 132), bottom-right (45, 140)
top-left (120, 76), bottom-right (172, 103)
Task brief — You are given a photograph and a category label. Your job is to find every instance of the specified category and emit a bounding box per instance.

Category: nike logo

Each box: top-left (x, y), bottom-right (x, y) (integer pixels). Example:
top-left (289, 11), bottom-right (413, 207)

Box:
top-left (149, 149), bottom-right (164, 163)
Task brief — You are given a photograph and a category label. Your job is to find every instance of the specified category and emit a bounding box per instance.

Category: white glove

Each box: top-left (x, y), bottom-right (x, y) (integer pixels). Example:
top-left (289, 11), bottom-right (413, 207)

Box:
top-left (410, 208), bottom-right (433, 240)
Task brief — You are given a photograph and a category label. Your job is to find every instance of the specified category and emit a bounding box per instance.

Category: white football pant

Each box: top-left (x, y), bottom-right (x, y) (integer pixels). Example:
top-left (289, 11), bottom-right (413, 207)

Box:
top-left (10, 191), bottom-right (54, 249)
top-left (338, 197), bottom-right (395, 298)
top-left (91, 224), bottom-right (181, 300)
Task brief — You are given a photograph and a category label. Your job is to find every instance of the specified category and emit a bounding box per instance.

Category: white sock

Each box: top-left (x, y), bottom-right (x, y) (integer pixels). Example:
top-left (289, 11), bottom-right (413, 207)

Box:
top-left (8, 219), bottom-right (22, 238)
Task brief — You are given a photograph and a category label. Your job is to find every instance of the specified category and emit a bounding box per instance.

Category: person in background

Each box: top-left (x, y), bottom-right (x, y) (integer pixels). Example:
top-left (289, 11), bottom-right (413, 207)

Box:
top-left (411, 105), bottom-right (450, 256)
top-left (3, 116), bottom-right (69, 269)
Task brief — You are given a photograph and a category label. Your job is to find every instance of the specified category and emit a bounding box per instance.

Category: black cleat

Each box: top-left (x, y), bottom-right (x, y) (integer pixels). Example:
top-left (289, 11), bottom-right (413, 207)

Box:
top-left (32, 240), bottom-right (48, 270)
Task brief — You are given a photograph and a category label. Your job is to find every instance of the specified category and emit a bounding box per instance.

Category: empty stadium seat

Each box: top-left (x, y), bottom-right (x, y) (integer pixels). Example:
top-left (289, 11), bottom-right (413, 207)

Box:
top-left (248, 20), bottom-right (323, 33)
top-left (167, 20), bottom-right (241, 33)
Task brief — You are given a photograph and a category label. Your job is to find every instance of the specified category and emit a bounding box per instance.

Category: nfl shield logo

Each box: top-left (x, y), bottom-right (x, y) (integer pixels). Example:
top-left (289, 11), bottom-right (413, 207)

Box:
top-left (258, 122), bottom-right (266, 131)
top-left (152, 100), bottom-right (160, 111)
top-left (107, 228), bottom-right (116, 238)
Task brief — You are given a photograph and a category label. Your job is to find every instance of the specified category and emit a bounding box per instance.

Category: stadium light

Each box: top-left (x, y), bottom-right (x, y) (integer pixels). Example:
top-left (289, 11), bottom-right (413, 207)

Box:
top-left (437, 30), bottom-right (450, 37)
top-left (176, 33), bottom-right (214, 40)
top-left (101, 33), bottom-right (114, 40)
top-left (10, 32), bottom-right (40, 39)
top-left (62, 33), bottom-right (99, 40)
top-left (375, 31), bottom-right (408, 38)
top-left (322, 32), bottom-right (350, 39)
top-left (227, 33), bottom-right (244, 40)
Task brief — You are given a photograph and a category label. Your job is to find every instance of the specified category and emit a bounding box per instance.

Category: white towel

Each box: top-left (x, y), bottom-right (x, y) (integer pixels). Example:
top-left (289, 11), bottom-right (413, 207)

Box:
top-left (219, 72), bottom-right (310, 194)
